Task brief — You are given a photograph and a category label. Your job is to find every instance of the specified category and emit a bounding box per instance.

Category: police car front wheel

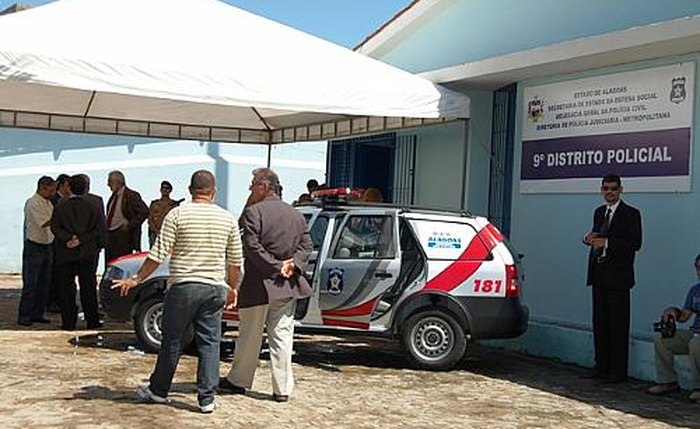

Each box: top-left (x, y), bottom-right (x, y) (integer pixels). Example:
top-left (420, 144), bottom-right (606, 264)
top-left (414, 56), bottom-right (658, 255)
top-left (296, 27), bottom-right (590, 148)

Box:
top-left (401, 310), bottom-right (466, 371)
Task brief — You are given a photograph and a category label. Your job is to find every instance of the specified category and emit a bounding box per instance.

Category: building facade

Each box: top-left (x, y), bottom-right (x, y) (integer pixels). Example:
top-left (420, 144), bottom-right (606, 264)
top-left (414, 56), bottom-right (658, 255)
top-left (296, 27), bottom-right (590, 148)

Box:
top-left (343, 0), bottom-right (700, 384)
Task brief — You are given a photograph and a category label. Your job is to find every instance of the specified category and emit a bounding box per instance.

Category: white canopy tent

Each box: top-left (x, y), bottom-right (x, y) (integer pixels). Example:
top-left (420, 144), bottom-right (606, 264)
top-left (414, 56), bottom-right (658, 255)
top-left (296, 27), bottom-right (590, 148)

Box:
top-left (0, 0), bottom-right (469, 144)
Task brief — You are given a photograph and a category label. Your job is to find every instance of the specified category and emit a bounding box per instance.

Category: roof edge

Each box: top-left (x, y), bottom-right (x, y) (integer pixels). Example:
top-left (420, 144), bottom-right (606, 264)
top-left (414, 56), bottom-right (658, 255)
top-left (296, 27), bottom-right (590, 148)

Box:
top-left (355, 0), bottom-right (452, 55)
top-left (419, 14), bottom-right (700, 90)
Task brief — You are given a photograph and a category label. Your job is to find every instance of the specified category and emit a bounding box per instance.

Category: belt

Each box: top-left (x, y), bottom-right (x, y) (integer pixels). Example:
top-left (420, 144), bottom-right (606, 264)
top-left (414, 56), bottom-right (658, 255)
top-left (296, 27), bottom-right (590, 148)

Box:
top-left (26, 239), bottom-right (51, 246)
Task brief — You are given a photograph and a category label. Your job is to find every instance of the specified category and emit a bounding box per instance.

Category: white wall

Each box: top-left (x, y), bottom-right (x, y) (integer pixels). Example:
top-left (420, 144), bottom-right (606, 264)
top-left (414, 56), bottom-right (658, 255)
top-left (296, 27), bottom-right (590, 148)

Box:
top-left (0, 130), bottom-right (326, 272)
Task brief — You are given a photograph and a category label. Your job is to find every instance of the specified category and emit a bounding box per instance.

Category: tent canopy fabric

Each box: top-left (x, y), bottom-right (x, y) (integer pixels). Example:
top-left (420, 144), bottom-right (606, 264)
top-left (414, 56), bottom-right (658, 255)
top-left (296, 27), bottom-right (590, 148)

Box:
top-left (0, 0), bottom-right (469, 144)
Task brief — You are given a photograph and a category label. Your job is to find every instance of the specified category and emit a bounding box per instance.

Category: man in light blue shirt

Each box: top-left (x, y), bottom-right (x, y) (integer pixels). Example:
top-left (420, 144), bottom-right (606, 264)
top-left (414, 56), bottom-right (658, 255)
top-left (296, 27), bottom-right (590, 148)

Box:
top-left (647, 254), bottom-right (700, 401)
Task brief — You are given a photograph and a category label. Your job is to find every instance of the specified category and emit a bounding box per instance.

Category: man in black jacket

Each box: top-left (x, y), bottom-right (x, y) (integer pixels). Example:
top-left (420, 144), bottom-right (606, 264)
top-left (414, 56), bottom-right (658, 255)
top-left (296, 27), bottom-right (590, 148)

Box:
top-left (105, 170), bottom-right (149, 263)
top-left (52, 174), bottom-right (101, 330)
top-left (583, 174), bottom-right (642, 383)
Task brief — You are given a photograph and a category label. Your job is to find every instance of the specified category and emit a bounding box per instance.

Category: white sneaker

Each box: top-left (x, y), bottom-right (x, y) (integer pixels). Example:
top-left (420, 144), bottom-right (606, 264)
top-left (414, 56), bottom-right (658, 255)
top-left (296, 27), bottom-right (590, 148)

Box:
top-left (136, 385), bottom-right (170, 404)
top-left (689, 389), bottom-right (700, 401)
top-left (199, 401), bottom-right (217, 414)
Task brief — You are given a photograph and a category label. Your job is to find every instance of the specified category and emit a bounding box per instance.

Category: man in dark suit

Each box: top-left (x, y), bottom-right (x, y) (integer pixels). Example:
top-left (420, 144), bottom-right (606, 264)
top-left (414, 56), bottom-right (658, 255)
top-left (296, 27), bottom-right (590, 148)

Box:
top-left (583, 174), bottom-right (642, 383)
top-left (220, 168), bottom-right (312, 402)
top-left (47, 173), bottom-right (72, 314)
top-left (52, 174), bottom-right (101, 330)
top-left (81, 174), bottom-right (107, 255)
top-left (105, 170), bottom-right (149, 263)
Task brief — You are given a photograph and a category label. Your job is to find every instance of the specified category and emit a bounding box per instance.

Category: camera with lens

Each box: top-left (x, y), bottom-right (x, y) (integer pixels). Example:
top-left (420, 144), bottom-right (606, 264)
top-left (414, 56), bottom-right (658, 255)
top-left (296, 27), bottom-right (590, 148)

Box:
top-left (653, 315), bottom-right (676, 339)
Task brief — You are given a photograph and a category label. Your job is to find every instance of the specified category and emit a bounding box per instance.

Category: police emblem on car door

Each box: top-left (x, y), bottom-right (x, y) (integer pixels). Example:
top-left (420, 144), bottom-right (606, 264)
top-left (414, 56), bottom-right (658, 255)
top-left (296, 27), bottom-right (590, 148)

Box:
top-left (318, 210), bottom-right (401, 329)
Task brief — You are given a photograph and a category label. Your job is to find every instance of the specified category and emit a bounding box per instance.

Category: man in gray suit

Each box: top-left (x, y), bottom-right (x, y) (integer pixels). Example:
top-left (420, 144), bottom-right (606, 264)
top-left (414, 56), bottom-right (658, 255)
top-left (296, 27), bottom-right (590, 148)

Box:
top-left (220, 168), bottom-right (312, 402)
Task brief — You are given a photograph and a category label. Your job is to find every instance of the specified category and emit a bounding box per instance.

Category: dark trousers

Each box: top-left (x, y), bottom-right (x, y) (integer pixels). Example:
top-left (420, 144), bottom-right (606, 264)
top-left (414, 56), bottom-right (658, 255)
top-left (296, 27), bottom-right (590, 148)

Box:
top-left (18, 240), bottom-right (53, 323)
top-left (592, 266), bottom-right (631, 380)
top-left (55, 257), bottom-right (100, 329)
top-left (47, 242), bottom-right (68, 312)
top-left (106, 229), bottom-right (132, 264)
top-left (149, 282), bottom-right (227, 407)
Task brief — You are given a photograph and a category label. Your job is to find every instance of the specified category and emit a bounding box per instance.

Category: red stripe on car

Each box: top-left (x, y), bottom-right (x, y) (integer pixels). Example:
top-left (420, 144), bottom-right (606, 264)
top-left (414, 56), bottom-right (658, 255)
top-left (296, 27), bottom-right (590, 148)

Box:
top-left (321, 296), bottom-right (380, 317)
top-left (423, 226), bottom-right (501, 292)
top-left (322, 319), bottom-right (370, 330)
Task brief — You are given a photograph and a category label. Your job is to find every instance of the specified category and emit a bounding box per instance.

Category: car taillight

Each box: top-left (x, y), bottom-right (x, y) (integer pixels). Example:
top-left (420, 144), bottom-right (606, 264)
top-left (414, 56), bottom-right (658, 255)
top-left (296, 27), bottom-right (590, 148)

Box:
top-left (505, 264), bottom-right (520, 298)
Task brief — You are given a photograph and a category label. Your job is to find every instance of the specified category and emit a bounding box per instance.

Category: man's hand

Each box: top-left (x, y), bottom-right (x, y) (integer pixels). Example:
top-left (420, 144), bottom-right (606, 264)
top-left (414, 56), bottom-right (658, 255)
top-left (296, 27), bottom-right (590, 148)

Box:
top-left (66, 235), bottom-right (81, 249)
top-left (111, 276), bottom-right (139, 297)
top-left (591, 237), bottom-right (606, 249)
top-left (225, 288), bottom-right (238, 310)
top-left (280, 258), bottom-right (295, 278)
top-left (583, 232), bottom-right (598, 246)
top-left (662, 307), bottom-right (680, 321)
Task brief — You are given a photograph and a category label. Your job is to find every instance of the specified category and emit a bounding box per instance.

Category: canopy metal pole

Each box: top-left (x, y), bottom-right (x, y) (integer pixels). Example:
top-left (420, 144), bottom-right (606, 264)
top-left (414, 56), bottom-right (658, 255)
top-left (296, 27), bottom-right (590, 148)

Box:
top-left (267, 142), bottom-right (272, 167)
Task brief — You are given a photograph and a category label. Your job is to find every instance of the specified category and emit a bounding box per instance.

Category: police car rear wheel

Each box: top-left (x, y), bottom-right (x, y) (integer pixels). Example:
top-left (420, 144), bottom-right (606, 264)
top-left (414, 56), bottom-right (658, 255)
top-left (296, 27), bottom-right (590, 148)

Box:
top-left (134, 296), bottom-right (194, 353)
top-left (402, 310), bottom-right (466, 370)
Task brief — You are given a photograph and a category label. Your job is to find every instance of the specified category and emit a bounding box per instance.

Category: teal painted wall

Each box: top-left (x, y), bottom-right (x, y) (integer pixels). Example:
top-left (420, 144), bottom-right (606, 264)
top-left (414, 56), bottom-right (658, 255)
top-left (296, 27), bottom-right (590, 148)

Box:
top-left (504, 54), bottom-right (700, 382)
top-left (373, 0), bottom-right (700, 73)
top-left (0, 130), bottom-right (325, 272)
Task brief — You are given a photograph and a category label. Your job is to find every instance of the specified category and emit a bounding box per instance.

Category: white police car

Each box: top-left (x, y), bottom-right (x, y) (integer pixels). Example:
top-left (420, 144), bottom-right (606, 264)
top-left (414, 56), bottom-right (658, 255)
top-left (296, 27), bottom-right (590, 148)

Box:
top-left (100, 193), bottom-right (528, 370)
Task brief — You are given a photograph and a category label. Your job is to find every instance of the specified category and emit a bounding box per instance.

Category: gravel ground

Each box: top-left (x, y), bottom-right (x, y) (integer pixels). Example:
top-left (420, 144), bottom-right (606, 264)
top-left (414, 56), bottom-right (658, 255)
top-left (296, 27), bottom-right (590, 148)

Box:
top-left (0, 273), bottom-right (699, 429)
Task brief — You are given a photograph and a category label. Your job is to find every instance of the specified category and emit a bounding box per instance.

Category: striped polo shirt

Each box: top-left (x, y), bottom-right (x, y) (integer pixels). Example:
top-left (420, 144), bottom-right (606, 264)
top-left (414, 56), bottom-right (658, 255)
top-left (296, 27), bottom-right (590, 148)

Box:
top-left (148, 202), bottom-right (242, 288)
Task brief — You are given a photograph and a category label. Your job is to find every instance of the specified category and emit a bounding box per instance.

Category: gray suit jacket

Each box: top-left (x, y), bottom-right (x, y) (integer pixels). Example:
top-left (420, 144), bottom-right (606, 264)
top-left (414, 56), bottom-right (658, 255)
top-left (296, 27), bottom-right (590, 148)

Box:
top-left (238, 196), bottom-right (312, 308)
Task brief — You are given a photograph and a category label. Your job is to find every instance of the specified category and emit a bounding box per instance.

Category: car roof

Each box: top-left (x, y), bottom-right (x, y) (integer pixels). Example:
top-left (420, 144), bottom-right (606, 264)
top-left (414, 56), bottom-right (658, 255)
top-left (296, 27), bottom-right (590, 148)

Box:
top-left (296, 201), bottom-right (478, 222)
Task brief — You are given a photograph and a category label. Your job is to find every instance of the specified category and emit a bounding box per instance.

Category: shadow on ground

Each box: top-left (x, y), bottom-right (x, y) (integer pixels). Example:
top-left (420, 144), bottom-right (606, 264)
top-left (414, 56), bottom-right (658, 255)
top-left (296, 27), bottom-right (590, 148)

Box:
top-left (292, 333), bottom-right (700, 428)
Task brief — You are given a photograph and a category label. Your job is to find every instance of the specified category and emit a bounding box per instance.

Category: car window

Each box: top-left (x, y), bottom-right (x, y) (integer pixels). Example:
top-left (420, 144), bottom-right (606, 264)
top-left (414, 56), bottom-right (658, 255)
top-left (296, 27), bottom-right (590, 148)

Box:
top-left (309, 215), bottom-right (329, 251)
top-left (333, 215), bottom-right (396, 259)
top-left (303, 213), bottom-right (313, 224)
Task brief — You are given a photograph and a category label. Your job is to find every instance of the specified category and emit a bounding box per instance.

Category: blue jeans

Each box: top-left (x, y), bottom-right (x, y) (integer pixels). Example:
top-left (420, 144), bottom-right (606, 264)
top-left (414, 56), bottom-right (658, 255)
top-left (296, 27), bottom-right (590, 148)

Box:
top-left (18, 240), bottom-right (53, 323)
top-left (149, 282), bottom-right (227, 406)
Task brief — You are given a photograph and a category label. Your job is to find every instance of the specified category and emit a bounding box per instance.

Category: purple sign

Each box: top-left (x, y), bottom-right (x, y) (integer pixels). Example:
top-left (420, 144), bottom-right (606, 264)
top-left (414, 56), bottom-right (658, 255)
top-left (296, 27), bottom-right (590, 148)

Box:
top-left (521, 128), bottom-right (690, 180)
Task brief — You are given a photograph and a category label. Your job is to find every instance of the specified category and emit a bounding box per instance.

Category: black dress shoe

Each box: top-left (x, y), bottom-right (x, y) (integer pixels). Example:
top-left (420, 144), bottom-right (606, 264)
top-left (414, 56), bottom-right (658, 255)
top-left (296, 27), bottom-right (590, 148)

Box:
top-left (218, 377), bottom-right (246, 395)
top-left (87, 321), bottom-right (104, 329)
top-left (17, 320), bottom-right (33, 327)
top-left (581, 369), bottom-right (606, 379)
top-left (272, 394), bottom-right (289, 403)
top-left (32, 318), bottom-right (51, 324)
top-left (602, 376), bottom-right (627, 384)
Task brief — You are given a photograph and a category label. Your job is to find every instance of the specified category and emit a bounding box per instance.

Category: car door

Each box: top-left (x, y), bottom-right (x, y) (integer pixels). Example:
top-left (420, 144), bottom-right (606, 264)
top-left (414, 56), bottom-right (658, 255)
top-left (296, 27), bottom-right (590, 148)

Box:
top-left (317, 209), bottom-right (401, 330)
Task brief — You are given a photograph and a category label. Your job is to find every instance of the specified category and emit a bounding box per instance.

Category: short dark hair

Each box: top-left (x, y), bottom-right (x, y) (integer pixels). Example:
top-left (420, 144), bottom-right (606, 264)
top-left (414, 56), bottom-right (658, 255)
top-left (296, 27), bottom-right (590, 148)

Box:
top-left (306, 179), bottom-right (319, 191)
top-left (56, 174), bottom-right (70, 187)
top-left (161, 180), bottom-right (173, 190)
top-left (253, 168), bottom-right (281, 195)
top-left (36, 176), bottom-right (54, 191)
top-left (189, 170), bottom-right (215, 195)
top-left (601, 174), bottom-right (621, 186)
top-left (69, 174), bottom-right (88, 195)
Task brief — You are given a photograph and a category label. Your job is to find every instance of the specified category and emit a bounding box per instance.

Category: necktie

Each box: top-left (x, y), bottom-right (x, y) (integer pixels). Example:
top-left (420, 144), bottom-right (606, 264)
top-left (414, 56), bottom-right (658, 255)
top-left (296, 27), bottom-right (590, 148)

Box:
top-left (593, 208), bottom-right (611, 259)
top-left (106, 194), bottom-right (117, 229)
top-left (600, 208), bottom-right (611, 236)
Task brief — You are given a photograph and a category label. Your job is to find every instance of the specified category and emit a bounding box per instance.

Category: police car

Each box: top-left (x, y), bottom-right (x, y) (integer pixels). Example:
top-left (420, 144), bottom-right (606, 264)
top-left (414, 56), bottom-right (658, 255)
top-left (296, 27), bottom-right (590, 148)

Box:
top-left (99, 190), bottom-right (528, 370)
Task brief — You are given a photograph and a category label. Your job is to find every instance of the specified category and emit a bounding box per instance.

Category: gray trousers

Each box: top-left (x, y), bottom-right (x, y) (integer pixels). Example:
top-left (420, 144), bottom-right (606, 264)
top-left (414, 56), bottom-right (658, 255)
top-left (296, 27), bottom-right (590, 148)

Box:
top-left (654, 329), bottom-right (700, 389)
top-left (226, 298), bottom-right (296, 396)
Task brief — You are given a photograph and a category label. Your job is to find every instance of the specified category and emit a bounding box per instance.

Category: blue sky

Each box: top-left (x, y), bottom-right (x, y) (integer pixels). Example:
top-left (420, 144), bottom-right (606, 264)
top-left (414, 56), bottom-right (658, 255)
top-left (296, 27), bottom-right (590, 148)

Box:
top-left (3, 0), bottom-right (412, 48)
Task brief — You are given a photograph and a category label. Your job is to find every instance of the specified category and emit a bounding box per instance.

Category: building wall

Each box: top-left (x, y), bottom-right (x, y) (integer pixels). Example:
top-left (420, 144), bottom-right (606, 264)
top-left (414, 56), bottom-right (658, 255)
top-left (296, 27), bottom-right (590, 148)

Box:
top-left (365, 1), bottom-right (700, 384)
top-left (371, 0), bottom-right (700, 73)
top-left (399, 121), bottom-right (466, 210)
top-left (0, 129), bottom-right (325, 272)
top-left (504, 53), bottom-right (700, 384)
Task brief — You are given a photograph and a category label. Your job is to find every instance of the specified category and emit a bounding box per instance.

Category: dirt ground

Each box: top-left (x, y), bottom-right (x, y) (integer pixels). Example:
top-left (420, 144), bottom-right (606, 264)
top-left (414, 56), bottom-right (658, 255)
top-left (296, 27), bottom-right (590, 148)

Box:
top-left (1, 274), bottom-right (700, 429)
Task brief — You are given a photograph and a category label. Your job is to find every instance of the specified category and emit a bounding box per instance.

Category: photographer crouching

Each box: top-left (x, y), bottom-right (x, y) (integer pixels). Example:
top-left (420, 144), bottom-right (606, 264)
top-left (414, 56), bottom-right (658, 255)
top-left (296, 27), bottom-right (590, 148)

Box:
top-left (646, 254), bottom-right (700, 400)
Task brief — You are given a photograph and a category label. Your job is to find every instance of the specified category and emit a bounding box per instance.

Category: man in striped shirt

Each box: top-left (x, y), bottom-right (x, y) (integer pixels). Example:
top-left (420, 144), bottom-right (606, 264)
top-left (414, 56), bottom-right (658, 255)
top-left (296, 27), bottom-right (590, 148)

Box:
top-left (112, 170), bottom-right (242, 414)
